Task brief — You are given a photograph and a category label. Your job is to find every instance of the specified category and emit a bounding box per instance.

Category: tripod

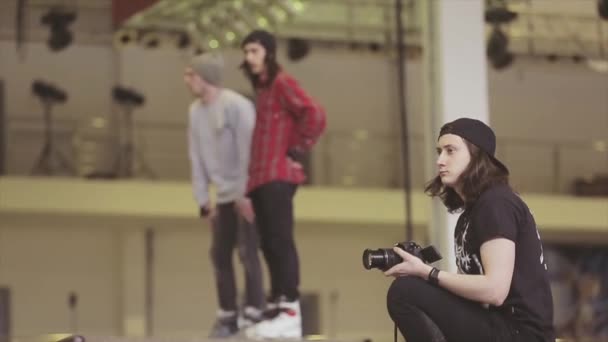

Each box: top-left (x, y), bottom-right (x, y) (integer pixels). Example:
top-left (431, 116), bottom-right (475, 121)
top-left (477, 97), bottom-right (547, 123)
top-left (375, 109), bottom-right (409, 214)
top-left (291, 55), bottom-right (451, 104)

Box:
top-left (112, 103), bottom-right (155, 178)
top-left (31, 98), bottom-right (75, 175)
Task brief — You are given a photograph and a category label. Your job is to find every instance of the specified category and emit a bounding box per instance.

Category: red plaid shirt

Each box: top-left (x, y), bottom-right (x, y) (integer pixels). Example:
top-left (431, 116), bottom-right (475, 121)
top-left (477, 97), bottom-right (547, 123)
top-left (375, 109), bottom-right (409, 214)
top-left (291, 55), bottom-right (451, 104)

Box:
top-left (247, 71), bottom-right (326, 193)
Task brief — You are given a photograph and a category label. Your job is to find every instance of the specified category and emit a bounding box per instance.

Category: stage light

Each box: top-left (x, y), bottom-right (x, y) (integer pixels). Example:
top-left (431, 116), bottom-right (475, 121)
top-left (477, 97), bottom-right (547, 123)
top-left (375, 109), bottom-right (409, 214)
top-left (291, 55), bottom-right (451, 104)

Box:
top-left (275, 0), bottom-right (306, 19)
top-left (141, 32), bottom-right (161, 49)
top-left (40, 7), bottom-right (77, 51)
top-left (572, 54), bottom-right (584, 63)
top-left (112, 86), bottom-right (145, 107)
top-left (287, 38), bottom-right (310, 61)
top-left (255, 17), bottom-right (268, 28)
top-left (486, 25), bottom-right (514, 70)
top-left (269, 6), bottom-right (288, 22)
top-left (113, 29), bottom-right (138, 48)
top-left (225, 31), bottom-right (236, 42)
top-left (484, 7), bottom-right (518, 24)
top-left (32, 80), bottom-right (67, 103)
top-left (208, 39), bottom-right (219, 49)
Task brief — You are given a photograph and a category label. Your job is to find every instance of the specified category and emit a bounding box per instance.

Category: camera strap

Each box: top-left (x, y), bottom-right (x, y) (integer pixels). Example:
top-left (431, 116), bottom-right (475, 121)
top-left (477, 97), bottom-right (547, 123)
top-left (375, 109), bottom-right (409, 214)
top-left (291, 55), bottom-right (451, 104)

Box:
top-left (394, 323), bottom-right (398, 342)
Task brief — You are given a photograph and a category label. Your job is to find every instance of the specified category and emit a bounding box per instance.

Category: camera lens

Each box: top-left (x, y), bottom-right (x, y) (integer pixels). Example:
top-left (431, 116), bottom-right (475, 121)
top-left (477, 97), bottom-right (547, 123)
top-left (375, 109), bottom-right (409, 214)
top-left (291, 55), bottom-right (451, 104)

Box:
top-left (362, 248), bottom-right (388, 270)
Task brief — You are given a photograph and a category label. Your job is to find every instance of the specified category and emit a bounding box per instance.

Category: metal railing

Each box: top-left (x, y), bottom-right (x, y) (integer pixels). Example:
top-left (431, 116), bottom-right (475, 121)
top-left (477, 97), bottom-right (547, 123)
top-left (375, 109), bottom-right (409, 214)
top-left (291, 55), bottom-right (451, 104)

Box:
top-left (4, 116), bottom-right (607, 195)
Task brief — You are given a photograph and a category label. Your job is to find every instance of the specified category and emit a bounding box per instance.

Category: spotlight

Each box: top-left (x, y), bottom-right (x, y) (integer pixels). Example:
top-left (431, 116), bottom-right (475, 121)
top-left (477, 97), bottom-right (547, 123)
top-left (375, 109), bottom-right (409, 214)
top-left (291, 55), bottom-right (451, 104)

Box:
top-left (348, 42), bottom-right (363, 51)
top-left (484, 7), bottom-right (518, 24)
top-left (40, 7), bottom-right (76, 51)
top-left (113, 29), bottom-right (138, 48)
top-left (572, 54), bottom-right (584, 63)
top-left (141, 32), bottom-right (160, 49)
top-left (368, 42), bottom-right (382, 53)
top-left (287, 38), bottom-right (310, 61)
top-left (546, 54), bottom-right (559, 62)
top-left (32, 80), bottom-right (67, 103)
top-left (112, 86), bottom-right (145, 107)
top-left (486, 25), bottom-right (514, 70)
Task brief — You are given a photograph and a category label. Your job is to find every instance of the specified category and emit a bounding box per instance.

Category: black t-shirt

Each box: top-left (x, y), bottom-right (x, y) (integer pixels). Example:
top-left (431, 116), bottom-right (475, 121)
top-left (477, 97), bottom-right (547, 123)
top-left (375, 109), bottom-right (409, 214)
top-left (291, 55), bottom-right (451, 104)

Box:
top-left (454, 184), bottom-right (555, 341)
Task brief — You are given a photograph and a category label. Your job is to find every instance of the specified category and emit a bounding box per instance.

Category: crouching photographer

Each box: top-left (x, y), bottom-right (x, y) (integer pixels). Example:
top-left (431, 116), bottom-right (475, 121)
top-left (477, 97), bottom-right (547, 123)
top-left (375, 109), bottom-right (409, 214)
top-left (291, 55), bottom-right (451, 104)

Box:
top-left (377, 118), bottom-right (555, 342)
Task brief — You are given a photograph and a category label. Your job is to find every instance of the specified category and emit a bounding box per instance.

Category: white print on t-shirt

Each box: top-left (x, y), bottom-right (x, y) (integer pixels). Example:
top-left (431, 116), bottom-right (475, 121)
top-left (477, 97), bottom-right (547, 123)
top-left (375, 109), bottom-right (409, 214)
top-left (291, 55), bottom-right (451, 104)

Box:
top-left (536, 227), bottom-right (547, 270)
top-left (524, 202), bottom-right (548, 271)
top-left (455, 219), bottom-right (472, 273)
top-left (455, 214), bottom-right (485, 275)
top-left (473, 254), bottom-right (484, 274)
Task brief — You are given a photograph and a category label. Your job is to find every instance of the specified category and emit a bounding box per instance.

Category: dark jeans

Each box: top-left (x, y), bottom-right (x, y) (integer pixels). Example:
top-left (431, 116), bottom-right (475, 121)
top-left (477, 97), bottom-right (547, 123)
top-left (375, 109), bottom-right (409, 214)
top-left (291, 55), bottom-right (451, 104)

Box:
top-left (210, 201), bottom-right (265, 311)
top-left (249, 181), bottom-right (299, 301)
top-left (387, 276), bottom-right (542, 342)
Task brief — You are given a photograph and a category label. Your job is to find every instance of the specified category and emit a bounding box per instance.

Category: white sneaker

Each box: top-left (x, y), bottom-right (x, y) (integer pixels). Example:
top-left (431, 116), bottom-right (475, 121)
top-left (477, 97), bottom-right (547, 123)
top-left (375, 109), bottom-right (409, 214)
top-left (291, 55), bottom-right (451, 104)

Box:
top-left (245, 300), bottom-right (302, 339)
top-left (238, 306), bottom-right (264, 329)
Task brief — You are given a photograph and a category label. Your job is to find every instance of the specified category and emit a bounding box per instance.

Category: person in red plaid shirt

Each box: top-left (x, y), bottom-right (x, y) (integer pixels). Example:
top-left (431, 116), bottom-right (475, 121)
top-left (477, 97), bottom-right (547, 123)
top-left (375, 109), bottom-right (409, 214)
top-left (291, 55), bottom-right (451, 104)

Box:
top-left (239, 30), bottom-right (326, 339)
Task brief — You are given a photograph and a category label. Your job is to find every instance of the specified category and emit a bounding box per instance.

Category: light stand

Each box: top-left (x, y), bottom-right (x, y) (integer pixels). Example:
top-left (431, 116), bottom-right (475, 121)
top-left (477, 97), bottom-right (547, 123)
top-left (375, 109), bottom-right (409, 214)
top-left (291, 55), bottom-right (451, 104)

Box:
top-left (112, 86), bottom-right (155, 178)
top-left (30, 80), bottom-right (75, 175)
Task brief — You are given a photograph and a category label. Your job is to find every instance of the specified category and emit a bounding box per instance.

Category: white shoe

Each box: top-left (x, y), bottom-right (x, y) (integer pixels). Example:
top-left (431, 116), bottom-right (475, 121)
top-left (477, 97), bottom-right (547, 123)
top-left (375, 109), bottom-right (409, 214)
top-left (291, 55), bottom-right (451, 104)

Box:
top-left (238, 306), bottom-right (264, 329)
top-left (245, 300), bottom-right (302, 339)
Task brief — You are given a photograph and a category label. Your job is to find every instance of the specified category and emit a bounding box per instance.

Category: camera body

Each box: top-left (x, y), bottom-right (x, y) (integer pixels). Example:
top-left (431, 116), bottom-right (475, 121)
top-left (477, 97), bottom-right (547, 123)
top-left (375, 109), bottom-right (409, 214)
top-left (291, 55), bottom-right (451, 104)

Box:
top-left (362, 241), bottom-right (442, 271)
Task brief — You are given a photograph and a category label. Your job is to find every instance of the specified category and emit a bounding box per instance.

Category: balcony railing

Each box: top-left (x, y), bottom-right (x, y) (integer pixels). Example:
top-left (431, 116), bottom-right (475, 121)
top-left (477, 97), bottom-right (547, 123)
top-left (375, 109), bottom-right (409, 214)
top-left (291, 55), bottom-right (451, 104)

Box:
top-left (4, 116), bottom-right (606, 196)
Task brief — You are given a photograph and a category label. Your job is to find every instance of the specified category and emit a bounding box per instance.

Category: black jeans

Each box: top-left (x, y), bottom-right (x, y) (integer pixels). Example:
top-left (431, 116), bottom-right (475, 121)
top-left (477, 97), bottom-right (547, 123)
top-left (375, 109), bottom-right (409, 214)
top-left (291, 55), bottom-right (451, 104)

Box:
top-left (210, 201), bottom-right (265, 311)
top-left (249, 181), bottom-right (299, 301)
top-left (387, 276), bottom-right (542, 342)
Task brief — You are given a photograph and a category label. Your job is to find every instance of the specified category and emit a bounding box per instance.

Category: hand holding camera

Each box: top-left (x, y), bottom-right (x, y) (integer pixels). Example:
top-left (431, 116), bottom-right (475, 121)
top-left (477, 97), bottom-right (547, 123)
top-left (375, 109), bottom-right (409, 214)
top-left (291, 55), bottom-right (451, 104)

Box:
top-left (383, 247), bottom-right (430, 278)
top-left (362, 241), bottom-right (442, 276)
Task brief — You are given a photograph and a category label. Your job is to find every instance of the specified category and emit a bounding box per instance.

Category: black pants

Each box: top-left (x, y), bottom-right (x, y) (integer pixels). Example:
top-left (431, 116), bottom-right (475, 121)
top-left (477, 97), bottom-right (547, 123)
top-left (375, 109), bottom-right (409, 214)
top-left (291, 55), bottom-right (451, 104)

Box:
top-left (249, 181), bottom-right (299, 301)
top-left (210, 201), bottom-right (265, 311)
top-left (387, 276), bottom-right (542, 342)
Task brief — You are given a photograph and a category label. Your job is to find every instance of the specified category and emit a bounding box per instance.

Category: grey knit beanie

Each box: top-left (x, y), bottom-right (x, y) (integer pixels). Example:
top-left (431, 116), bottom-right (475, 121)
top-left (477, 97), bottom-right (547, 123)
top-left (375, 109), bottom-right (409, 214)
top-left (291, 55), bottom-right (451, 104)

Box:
top-left (190, 53), bottom-right (224, 86)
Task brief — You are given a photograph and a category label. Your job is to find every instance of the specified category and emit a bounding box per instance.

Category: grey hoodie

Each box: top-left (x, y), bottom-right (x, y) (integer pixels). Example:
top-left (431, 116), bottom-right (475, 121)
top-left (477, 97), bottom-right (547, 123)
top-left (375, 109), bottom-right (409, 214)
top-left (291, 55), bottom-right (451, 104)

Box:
top-left (188, 89), bottom-right (255, 206)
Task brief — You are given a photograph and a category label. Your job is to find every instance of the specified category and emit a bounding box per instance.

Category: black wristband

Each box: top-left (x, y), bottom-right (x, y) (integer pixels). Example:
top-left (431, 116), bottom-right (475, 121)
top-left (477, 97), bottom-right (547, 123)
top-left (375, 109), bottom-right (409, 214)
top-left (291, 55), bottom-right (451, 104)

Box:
top-left (428, 267), bottom-right (440, 286)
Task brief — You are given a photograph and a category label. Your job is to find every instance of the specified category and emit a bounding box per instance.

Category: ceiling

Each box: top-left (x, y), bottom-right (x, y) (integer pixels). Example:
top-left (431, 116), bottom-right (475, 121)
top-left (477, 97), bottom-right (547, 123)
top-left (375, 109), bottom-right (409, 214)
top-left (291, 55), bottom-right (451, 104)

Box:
top-left (113, 0), bottom-right (607, 60)
top-left (2, 0), bottom-right (607, 60)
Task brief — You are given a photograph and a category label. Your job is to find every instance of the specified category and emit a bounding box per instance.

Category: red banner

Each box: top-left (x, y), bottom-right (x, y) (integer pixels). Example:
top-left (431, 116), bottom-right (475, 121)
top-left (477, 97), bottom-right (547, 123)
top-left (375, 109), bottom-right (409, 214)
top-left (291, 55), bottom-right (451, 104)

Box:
top-left (112, 0), bottom-right (159, 29)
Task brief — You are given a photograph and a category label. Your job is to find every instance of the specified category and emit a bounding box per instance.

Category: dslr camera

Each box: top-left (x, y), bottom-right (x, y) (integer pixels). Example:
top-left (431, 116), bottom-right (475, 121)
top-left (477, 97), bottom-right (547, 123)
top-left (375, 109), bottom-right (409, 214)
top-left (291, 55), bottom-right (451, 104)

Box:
top-left (362, 241), bottom-right (442, 271)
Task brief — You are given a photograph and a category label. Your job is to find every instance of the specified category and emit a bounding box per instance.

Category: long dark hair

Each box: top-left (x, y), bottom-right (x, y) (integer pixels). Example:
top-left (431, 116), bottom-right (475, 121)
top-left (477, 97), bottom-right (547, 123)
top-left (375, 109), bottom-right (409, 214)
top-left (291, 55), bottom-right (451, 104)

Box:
top-left (424, 139), bottom-right (509, 212)
top-left (240, 52), bottom-right (281, 90)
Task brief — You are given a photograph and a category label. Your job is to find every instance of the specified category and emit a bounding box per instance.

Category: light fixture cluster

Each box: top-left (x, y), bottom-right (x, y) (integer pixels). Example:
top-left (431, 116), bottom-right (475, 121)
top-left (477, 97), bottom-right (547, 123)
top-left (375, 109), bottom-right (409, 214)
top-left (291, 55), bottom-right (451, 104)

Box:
top-left (41, 7), bottom-right (77, 52)
top-left (113, 0), bottom-right (305, 53)
top-left (484, 1), bottom-right (608, 72)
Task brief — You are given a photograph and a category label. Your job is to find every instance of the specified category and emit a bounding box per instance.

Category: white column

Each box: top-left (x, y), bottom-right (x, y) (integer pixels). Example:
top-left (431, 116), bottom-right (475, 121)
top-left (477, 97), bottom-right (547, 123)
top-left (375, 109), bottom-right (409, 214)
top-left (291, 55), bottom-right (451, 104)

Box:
top-left (420, 0), bottom-right (490, 271)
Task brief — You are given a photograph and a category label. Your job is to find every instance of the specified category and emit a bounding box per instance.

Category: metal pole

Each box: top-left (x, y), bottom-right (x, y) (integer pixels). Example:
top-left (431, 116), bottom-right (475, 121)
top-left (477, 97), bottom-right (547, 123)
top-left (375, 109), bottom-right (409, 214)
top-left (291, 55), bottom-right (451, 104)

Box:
top-left (0, 81), bottom-right (5, 176)
top-left (144, 228), bottom-right (155, 336)
top-left (395, 0), bottom-right (414, 241)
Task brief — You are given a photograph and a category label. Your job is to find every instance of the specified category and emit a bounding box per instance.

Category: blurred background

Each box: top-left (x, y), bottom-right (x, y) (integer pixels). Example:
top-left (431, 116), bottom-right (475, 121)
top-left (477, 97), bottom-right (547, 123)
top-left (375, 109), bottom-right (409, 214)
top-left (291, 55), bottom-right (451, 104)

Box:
top-left (0, 0), bottom-right (607, 341)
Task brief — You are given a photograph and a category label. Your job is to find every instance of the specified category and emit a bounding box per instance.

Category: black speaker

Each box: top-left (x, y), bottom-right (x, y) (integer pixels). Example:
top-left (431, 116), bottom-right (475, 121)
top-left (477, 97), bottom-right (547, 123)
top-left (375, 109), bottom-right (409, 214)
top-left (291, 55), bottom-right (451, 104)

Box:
top-left (0, 287), bottom-right (10, 342)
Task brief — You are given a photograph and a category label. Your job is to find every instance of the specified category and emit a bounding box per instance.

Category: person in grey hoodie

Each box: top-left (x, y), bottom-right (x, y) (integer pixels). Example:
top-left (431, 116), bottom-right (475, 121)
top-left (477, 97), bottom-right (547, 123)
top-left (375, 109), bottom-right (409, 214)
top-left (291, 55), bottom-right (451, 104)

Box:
top-left (183, 52), bottom-right (265, 338)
